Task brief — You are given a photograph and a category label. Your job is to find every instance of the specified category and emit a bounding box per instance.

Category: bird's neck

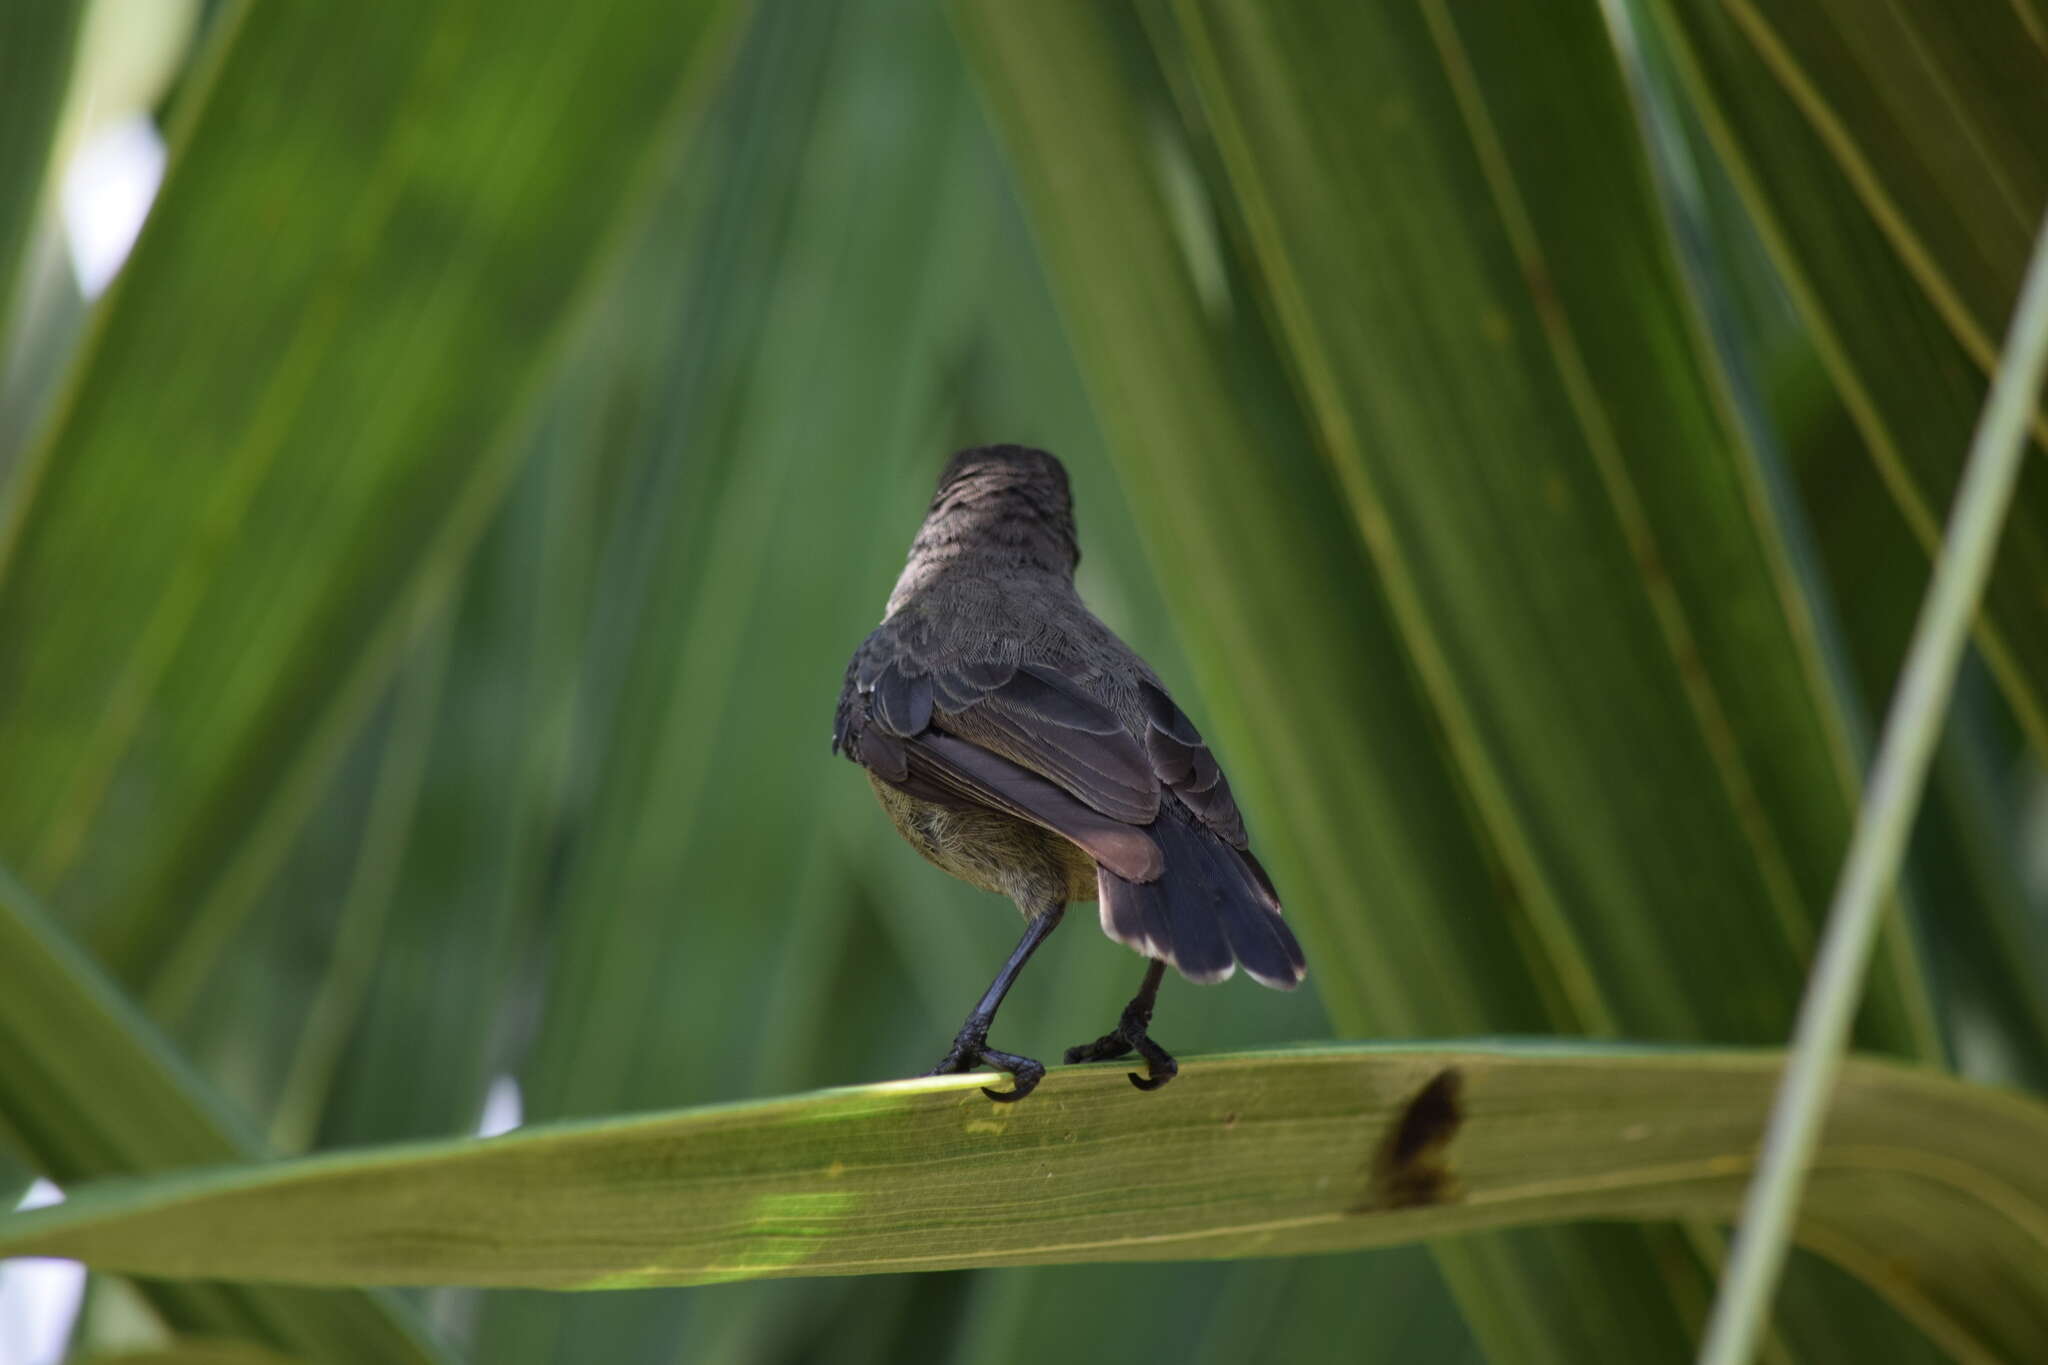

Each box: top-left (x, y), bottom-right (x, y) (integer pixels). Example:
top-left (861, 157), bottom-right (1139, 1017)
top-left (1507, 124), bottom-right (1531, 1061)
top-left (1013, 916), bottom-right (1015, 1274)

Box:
top-left (888, 508), bottom-right (1075, 617)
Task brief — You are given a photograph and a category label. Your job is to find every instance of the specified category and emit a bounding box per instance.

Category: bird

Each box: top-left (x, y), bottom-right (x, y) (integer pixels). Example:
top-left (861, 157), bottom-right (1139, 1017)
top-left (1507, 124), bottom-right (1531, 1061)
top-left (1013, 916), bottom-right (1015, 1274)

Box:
top-left (831, 444), bottom-right (1306, 1101)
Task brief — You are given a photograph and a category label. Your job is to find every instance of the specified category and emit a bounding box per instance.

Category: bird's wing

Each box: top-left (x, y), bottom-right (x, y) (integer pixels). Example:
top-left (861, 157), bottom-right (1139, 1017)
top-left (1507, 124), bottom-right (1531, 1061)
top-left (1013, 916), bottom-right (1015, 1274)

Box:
top-left (836, 638), bottom-right (1162, 881)
top-left (890, 731), bottom-right (1162, 883)
top-left (859, 646), bottom-right (1161, 826)
top-left (837, 628), bottom-right (1263, 848)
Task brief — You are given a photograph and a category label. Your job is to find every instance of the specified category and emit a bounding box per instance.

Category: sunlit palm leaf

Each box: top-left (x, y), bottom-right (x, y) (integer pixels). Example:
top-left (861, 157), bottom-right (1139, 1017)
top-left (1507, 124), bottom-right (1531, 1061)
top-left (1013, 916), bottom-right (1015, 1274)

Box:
top-left (5, 1046), bottom-right (2045, 1362)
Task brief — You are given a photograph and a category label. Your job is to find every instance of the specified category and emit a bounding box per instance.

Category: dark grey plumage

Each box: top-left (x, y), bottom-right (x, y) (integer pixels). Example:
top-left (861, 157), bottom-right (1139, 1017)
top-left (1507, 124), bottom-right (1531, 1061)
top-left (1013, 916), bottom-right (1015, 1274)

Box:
top-left (833, 445), bottom-right (1305, 1099)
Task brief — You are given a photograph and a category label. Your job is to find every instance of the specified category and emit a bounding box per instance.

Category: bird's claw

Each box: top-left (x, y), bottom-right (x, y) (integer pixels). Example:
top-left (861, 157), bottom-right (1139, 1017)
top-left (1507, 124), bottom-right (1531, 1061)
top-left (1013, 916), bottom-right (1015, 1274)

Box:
top-left (1126, 1035), bottom-right (1177, 1091)
top-left (1063, 1011), bottom-right (1177, 1092)
top-left (927, 1030), bottom-right (1046, 1102)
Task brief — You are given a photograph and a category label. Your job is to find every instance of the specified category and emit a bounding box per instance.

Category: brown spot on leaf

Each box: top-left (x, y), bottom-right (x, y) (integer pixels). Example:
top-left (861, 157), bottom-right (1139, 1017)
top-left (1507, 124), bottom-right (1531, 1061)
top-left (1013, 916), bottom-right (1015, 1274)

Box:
top-left (1364, 1068), bottom-right (1465, 1210)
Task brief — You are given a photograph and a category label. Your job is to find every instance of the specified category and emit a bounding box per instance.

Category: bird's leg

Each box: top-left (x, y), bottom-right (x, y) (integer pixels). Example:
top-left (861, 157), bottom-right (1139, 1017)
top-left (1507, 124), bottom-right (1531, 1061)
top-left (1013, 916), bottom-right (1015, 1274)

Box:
top-left (1063, 957), bottom-right (1177, 1092)
top-left (927, 904), bottom-right (1064, 1102)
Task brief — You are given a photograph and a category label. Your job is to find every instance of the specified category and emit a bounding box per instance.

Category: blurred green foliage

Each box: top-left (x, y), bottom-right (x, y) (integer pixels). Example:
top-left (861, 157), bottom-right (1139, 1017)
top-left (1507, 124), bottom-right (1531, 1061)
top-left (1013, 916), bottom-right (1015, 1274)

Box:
top-left (0, 0), bottom-right (2043, 1361)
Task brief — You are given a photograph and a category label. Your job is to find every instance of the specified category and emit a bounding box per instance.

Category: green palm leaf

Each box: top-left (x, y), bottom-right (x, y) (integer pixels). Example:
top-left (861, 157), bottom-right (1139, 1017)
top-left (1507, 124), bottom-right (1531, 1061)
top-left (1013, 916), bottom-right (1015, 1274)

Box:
top-left (6, 1045), bottom-right (2046, 1362)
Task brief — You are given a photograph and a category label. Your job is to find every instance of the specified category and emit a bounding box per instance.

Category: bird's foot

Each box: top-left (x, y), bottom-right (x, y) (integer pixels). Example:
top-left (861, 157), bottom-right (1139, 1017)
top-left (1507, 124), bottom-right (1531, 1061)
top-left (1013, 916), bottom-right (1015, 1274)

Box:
top-left (926, 1026), bottom-right (1045, 1103)
top-left (1063, 998), bottom-right (1178, 1092)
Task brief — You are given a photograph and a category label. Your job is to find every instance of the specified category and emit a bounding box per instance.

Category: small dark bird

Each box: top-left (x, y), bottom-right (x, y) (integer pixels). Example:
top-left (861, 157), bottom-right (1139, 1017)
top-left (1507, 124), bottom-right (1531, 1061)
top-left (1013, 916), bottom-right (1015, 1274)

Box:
top-left (832, 445), bottom-right (1305, 1101)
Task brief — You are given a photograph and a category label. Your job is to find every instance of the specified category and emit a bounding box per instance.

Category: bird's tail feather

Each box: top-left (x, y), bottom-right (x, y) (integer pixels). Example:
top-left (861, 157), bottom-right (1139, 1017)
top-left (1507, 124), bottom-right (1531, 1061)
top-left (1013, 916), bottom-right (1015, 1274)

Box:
top-left (1098, 808), bottom-right (1306, 989)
